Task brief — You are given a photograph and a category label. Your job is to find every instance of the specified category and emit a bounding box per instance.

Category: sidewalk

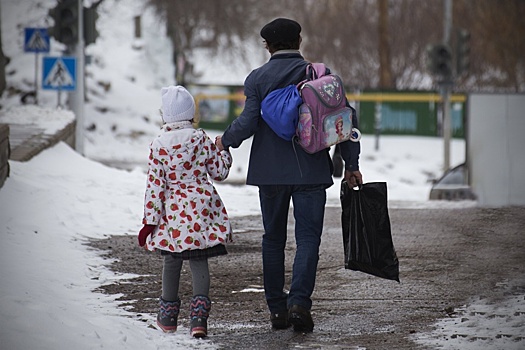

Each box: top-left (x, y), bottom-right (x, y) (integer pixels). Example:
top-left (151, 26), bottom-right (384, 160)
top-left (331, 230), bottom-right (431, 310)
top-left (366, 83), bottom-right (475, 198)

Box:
top-left (0, 110), bottom-right (75, 162)
top-left (90, 205), bottom-right (525, 350)
top-left (6, 122), bottom-right (75, 161)
top-left (1, 106), bottom-right (524, 349)
top-left (0, 105), bottom-right (76, 187)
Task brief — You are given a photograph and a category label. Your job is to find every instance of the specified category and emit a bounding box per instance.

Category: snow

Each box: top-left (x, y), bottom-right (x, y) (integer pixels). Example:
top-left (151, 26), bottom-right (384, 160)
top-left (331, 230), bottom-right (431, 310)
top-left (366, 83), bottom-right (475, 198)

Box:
top-left (0, 0), bottom-right (522, 349)
top-left (0, 141), bottom-right (217, 350)
top-left (413, 280), bottom-right (525, 350)
top-left (0, 104), bottom-right (74, 133)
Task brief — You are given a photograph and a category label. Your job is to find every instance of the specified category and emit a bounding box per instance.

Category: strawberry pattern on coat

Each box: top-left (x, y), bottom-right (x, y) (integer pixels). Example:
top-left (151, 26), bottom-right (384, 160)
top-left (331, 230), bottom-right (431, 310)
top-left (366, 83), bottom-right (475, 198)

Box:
top-left (142, 123), bottom-right (232, 253)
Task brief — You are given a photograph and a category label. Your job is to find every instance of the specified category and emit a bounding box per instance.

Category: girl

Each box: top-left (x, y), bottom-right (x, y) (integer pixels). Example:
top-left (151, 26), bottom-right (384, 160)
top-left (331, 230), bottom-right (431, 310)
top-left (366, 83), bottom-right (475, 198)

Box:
top-left (138, 85), bottom-right (232, 338)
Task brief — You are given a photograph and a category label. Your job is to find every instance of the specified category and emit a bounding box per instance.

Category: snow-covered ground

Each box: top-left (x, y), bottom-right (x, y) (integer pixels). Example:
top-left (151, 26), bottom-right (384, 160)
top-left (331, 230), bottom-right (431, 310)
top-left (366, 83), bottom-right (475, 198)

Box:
top-left (1, 0), bottom-right (523, 349)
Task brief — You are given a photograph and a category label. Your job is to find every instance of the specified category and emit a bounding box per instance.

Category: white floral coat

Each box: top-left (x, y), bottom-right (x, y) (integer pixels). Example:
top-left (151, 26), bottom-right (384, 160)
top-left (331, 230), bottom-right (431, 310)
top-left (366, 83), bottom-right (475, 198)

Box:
top-left (142, 122), bottom-right (233, 253)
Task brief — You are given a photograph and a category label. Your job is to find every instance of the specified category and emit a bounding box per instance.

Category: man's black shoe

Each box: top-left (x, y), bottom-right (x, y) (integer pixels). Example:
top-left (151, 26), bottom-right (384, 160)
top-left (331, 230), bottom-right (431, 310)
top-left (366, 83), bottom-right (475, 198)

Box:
top-left (288, 304), bottom-right (314, 333)
top-left (270, 310), bottom-right (291, 329)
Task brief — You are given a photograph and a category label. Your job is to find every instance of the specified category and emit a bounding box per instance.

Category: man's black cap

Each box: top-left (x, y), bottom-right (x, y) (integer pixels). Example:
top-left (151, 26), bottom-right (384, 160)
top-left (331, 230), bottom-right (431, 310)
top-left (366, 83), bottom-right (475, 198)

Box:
top-left (260, 18), bottom-right (301, 43)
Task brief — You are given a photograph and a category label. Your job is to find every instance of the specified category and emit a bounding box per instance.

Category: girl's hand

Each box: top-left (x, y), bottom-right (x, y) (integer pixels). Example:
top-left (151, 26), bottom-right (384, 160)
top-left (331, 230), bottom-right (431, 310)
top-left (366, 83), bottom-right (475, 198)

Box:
top-left (138, 224), bottom-right (156, 246)
top-left (215, 136), bottom-right (224, 151)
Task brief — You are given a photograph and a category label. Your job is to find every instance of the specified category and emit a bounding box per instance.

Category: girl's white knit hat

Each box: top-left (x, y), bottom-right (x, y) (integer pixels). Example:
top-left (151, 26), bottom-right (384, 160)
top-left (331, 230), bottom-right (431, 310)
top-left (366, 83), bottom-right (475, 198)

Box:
top-left (161, 85), bottom-right (195, 123)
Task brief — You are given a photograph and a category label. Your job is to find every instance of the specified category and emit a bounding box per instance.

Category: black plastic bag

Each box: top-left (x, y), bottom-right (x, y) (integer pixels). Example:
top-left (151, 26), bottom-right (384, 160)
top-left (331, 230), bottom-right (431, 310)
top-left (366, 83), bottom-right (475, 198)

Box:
top-left (340, 181), bottom-right (400, 282)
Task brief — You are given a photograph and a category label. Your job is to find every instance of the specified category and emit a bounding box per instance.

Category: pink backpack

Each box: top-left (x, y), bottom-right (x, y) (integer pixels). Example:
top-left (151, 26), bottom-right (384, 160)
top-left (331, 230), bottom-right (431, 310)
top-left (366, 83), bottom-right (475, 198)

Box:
top-left (296, 63), bottom-right (361, 154)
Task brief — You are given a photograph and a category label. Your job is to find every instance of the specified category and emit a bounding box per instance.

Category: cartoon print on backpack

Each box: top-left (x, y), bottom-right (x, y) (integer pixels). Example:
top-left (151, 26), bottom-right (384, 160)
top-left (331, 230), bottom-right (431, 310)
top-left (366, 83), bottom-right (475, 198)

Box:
top-left (297, 104), bottom-right (313, 147)
top-left (323, 110), bottom-right (353, 146)
top-left (335, 116), bottom-right (345, 140)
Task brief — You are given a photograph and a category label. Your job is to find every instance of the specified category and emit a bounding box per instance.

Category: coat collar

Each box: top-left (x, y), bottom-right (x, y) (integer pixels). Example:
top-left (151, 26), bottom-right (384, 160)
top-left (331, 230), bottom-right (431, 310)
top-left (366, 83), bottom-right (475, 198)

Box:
top-left (162, 121), bottom-right (193, 132)
top-left (269, 50), bottom-right (303, 60)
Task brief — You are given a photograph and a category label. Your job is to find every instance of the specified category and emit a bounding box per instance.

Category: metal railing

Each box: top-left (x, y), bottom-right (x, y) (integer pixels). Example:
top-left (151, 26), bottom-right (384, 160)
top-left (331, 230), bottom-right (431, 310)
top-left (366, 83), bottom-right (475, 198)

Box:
top-left (194, 92), bottom-right (467, 115)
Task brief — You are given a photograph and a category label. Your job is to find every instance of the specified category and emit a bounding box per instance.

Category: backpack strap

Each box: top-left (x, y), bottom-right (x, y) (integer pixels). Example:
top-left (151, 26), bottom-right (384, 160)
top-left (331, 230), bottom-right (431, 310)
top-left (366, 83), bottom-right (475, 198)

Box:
top-left (298, 63), bottom-right (328, 91)
top-left (309, 63), bottom-right (327, 79)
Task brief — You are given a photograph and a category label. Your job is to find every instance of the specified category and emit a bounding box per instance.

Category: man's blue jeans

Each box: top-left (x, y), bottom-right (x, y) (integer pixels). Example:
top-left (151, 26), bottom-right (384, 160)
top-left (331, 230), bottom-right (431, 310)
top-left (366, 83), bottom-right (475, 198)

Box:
top-left (258, 184), bottom-right (327, 313)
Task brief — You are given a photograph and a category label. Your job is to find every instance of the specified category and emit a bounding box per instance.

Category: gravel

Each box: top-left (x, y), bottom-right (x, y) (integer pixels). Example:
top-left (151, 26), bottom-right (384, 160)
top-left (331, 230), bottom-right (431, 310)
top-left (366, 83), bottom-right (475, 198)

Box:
top-left (88, 206), bottom-right (525, 350)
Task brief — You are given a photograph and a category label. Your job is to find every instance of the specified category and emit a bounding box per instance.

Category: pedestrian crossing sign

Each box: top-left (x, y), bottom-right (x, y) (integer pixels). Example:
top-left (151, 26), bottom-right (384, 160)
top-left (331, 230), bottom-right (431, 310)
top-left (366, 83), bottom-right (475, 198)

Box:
top-left (24, 28), bottom-right (50, 53)
top-left (42, 57), bottom-right (76, 91)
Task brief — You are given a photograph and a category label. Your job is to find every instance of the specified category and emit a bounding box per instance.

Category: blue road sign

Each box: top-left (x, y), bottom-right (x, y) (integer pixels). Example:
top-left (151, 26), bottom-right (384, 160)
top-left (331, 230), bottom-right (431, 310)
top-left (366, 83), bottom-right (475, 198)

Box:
top-left (24, 28), bottom-right (50, 53)
top-left (42, 57), bottom-right (76, 91)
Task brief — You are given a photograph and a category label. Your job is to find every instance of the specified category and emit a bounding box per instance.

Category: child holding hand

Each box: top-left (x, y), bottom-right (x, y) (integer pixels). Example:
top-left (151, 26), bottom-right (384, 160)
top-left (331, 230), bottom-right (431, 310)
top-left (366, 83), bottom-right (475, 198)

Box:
top-left (138, 85), bottom-right (232, 338)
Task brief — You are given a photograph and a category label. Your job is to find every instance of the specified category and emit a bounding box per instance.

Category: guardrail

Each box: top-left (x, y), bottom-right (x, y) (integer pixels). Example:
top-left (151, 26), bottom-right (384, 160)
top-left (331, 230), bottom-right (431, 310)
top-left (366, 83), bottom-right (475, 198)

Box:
top-left (194, 92), bottom-right (467, 116)
top-left (194, 92), bottom-right (467, 106)
top-left (345, 93), bottom-right (467, 102)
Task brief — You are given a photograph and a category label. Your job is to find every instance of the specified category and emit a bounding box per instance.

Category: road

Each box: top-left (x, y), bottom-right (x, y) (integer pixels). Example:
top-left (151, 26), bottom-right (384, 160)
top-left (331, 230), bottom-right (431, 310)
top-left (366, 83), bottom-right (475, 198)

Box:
top-left (89, 205), bottom-right (525, 349)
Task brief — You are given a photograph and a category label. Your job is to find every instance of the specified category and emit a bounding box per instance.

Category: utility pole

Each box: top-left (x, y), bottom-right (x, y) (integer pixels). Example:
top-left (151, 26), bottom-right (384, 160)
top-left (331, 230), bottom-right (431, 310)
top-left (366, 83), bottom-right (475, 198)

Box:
top-left (70, 0), bottom-right (84, 155)
top-left (48, 0), bottom-right (99, 156)
top-left (442, 0), bottom-right (453, 171)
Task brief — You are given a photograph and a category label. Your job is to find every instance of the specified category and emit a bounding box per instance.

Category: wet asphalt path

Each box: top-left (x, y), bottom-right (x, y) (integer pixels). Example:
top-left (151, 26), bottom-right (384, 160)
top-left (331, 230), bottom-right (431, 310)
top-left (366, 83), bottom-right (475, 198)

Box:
top-left (89, 205), bottom-right (525, 349)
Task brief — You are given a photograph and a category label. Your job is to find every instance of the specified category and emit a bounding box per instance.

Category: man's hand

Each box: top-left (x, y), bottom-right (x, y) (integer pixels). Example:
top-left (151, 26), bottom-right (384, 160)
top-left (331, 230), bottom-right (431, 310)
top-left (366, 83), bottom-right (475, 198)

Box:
top-left (215, 135), bottom-right (224, 151)
top-left (344, 170), bottom-right (363, 188)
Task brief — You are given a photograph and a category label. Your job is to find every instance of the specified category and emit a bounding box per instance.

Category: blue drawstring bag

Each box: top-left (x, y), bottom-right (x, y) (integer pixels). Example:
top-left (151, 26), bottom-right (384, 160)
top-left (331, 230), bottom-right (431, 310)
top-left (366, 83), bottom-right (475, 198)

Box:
top-left (260, 85), bottom-right (302, 141)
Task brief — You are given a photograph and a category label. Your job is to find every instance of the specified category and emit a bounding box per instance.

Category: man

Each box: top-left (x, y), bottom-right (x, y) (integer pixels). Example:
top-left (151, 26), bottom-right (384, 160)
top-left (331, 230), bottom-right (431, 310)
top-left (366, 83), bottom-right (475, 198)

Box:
top-left (215, 18), bottom-right (362, 333)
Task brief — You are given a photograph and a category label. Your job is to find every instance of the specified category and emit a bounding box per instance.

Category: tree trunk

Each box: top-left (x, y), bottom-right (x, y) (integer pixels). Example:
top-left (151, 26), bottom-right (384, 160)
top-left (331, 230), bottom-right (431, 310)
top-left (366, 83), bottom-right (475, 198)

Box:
top-left (378, 0), bottom-right (393, 88)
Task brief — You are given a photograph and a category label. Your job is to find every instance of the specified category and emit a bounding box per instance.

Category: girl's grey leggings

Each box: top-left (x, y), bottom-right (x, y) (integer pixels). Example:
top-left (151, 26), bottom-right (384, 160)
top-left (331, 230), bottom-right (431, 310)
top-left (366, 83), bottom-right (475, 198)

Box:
top-left (162, 255), bottom-right (210, 301)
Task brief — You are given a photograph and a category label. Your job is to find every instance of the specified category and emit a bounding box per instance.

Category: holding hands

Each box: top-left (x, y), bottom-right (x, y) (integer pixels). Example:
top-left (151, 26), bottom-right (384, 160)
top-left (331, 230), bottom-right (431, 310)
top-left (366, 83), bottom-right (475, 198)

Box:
top-left (213, 134), bottom-right (363, 188)
top-left (215, 135), bottom-right (224, 151)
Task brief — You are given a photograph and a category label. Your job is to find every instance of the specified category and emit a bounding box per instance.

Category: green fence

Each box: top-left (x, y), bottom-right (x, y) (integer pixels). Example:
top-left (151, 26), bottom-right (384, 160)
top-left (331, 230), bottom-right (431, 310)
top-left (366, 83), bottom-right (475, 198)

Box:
top-left (190, 85), bottom-right (467, 138)
top-left (190, 85), bottom-right (244, 131)
top-left (355, 91), bottom-right (466, 138)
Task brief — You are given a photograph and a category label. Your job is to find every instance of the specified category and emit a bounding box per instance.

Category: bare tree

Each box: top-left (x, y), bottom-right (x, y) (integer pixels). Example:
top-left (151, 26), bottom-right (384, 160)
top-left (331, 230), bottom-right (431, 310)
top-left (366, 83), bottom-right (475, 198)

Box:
top-left (287, 0), bottom-right (524, 92)
top-left (147, 0), bottom-right (274, 85)
top-left (147, 0), bottom-right (524, 92)
top-left (296, 0), bottom-right (379, 88)
top-left (378, 0), bottom-right (393, 88)
top-left (388, 0), bottom-right (443, 89)
top-left (455, 0), bottom-right (525, 92)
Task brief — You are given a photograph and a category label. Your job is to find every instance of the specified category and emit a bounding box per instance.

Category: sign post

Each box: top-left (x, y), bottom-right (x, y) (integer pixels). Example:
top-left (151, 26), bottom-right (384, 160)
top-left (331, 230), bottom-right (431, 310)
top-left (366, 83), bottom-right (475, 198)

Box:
top-left (71, 0), bottom-right (85, 155)
top-left (24, 28), bottom-right (50, 104)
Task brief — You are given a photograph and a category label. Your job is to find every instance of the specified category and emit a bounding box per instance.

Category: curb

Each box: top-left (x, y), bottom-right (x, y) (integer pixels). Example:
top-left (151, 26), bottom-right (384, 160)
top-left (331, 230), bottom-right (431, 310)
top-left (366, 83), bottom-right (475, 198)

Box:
top-left (0, 119), bottom-right (76, 188)
top-left (8, 120), bottom-right (76, 162)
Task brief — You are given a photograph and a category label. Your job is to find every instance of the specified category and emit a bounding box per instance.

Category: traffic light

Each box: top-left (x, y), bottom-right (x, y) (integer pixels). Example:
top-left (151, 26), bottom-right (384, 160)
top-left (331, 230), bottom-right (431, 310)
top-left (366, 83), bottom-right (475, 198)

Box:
top-left (456, 29), bottom-right (470, 76)
top-left (426, 44), bottom-right (452, 78)
top-left (48, 0), bottom-right (78, 46)
top-left (83, 6), bottom-right (99, 46)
